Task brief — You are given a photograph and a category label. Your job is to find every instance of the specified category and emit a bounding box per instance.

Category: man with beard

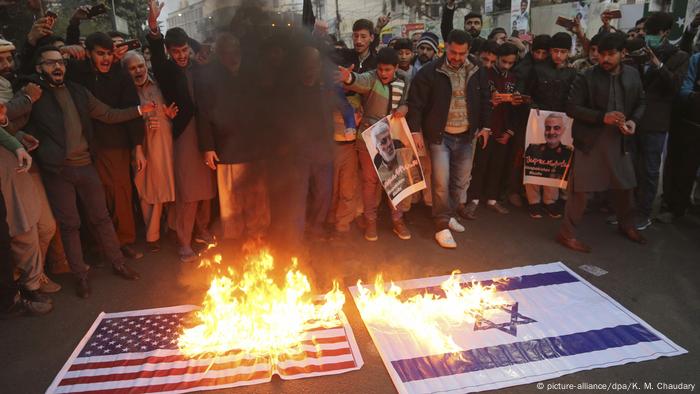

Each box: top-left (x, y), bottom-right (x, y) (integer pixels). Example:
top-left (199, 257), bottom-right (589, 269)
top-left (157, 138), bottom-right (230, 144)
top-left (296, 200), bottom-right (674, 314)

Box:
top-left (63, 32), bottom-right (145, 260)
top-left (524, 114), bottom-right (573, 180)
top-left (441, 0), bottom-right (485, 55)
top-left (371, 121), bottom-right (422, 200)
top-left (558, 33), bottom-right (646, 253)
top-left (147, 0), bottom-right (216, 262)
top-left (410, 32), bottom-right (439, 80)
top-left (24, 46), bottom-right (154, 297)
top-left (122, 52), bottom-right (177, 253)
top-left (407, 30), bottom-right (492, 248)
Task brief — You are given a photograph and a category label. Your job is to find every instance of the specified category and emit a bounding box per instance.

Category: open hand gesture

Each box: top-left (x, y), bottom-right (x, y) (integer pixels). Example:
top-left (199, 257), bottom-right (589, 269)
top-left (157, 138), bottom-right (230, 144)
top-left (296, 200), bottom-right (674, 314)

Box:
top-left (335, 64), bottom-right (354, 84)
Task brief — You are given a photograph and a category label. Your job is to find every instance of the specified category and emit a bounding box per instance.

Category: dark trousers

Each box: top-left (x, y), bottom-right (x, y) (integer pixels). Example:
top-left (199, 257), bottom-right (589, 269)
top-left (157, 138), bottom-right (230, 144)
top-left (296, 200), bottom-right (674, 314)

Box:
top-left (42, 165), bottom-right (125, 278)
top-left (94, 148), bottom-right (136, 246)
top-left (271, 159), bottom-right (332, 247)
top-left (636, 131), bottom-right (667, 217)
top-left (560, 188), bottom-right (635, 239)
top-left (468, 138), bottom-right (509, 201)
top-left (663, 121), bottom-right (700, 215)
top-left (0, 190), bottom-right (16, 310)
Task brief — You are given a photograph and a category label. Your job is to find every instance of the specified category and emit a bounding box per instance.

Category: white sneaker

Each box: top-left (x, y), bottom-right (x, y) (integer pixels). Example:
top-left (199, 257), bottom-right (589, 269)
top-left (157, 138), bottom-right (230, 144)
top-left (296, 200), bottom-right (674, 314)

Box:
top-left (448, 217), bottom-right (465, 233)
top-left (435, 229), bottom-right (457, 249)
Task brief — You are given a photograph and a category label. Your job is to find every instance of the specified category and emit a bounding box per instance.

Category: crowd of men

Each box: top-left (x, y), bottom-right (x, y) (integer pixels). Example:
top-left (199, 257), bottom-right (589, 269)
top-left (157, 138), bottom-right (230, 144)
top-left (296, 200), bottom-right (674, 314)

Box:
top-left (1, 0), bottom-right (699, 318)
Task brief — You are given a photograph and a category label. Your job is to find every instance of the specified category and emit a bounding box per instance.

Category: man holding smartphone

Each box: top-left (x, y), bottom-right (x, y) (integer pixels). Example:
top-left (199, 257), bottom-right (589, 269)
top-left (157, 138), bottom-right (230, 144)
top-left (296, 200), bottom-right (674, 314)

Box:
top-left (633, 12), bottom-right (688, 230)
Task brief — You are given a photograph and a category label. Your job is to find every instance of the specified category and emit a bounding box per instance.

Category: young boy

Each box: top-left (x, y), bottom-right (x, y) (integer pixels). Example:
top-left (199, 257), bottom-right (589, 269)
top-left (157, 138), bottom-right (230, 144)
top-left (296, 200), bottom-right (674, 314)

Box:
top-left (336, 47), bottom-right (412, 241)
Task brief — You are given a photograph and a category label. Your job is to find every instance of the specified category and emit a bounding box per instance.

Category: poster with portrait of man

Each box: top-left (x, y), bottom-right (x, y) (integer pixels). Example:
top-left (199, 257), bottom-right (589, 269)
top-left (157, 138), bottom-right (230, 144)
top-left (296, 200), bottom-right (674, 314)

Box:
top-left (523, 110), bottom-right (574, 188)
top-left (361, 116), bottom-right (426, 206)
top-left (511, 0), bottom-right (530, 34)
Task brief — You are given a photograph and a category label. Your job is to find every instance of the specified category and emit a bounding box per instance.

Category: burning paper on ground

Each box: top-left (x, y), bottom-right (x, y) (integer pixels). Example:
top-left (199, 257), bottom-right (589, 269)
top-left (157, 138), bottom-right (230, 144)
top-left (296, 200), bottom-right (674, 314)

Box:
top-left (48, 249), bottom-right (363, 394)
top-left (350, 262), bottom-right (687, 394)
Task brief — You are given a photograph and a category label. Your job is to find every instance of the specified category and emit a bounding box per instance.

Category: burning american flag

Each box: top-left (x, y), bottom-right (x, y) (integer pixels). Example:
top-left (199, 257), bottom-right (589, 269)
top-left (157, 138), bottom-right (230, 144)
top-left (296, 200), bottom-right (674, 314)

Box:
top-left (47, 305), bottom-right (363, 393)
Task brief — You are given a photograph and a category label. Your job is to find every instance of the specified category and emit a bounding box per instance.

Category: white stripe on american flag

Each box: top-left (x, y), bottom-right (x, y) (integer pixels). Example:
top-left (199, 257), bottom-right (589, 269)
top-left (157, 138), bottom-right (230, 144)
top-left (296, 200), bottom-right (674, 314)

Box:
top-left (63, 341), bottom-right (352, 378)
top-left (54, 363), bottom-right (273, 393)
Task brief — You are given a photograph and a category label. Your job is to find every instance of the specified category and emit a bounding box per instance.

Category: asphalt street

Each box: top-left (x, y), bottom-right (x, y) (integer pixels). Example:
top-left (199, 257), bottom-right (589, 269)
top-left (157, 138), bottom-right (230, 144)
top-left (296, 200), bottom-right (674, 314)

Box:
top-left (1, 203), bottom-right (698, 394)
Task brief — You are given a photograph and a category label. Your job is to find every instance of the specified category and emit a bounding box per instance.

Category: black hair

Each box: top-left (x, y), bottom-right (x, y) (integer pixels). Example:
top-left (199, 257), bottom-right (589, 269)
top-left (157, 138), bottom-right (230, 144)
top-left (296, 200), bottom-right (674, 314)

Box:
top-left (598, 32), bottom-right (627, 52)
top-left (352, 19), bottom-right (374, 34)
top-left (164, 27), bottom-right (189, 48)
top-left (464, 12), bottom-right (482, 23)
top-left (107, 31), bottom-right (127, 40)
top-left (85, 32), bottom-right (114, 51)
top-left (550, 32), bottom-right (573, 50)
top-left (480, 40), bottom-right (500, 55)
top-left (33, 45), bottom-right (61, 65)
top-left (376, 47), bottom-right (399, 66)
top-left (36, 35), bottom-right (65, 47)
top-left (532, 34), bottom-right (551, 51)
top-left (393, 38), bottom-right (413, 51)
top-left (496, 42), bottom-right (519, 57)
top-left (590, 33), bottom-right (605, 47)
top-left (635, 17), bottom-right (648, 27)
top-left (488, 27), bottom-right (506, 40)
top-left (644, 12), bottom-right (674, 35)
top-left (446, 29), bottom-right (473, 46)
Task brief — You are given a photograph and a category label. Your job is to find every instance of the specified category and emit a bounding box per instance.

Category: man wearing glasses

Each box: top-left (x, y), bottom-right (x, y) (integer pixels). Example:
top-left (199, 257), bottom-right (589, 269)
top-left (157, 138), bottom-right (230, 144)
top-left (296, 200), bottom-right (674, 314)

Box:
top-left (21, 46), bottom-right (155, 298)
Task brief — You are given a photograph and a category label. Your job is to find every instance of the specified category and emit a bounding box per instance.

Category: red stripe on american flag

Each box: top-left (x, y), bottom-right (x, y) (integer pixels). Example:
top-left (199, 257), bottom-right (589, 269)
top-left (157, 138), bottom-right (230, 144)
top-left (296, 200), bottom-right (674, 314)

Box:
top-left (60, 347), bottom-right (353, 386)
top-left (59, 357), bottom-right (266, 386)
top-left (62, 370), bottom-right (273, 394)
top-left (69, 336), bottom-right (348, 372)
top-left (279, 360), bottom-right (358, 376)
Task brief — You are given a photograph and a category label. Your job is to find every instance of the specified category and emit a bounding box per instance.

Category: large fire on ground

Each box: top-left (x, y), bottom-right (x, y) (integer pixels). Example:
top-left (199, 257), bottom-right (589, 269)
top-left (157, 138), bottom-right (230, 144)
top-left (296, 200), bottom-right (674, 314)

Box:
top-left (355, 271), bottom-right (509, 354)
top-left (177, 249), bottom-right (345, 363)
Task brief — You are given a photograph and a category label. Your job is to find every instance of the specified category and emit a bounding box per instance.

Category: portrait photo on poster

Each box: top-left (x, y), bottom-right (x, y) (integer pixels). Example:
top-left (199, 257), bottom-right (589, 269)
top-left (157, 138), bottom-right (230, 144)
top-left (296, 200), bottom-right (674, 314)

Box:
top-left (523, 110), bottom-right (574, 189)
top-left (361, 116), bottom-right (426, 207)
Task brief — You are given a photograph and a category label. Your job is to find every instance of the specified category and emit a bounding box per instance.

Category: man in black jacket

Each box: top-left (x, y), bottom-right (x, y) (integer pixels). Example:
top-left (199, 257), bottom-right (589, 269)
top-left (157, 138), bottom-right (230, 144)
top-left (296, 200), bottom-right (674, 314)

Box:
top-left (524, 32), bottom-right (577, 219)
top-left (65, 32), bottom-right (145, 260)
top-left (441, 0), bottom-right (485, 55)
top-left (147, 0), bottom-right (216, 262)
top-left (633, 12), bottom-right (688, 230)
top-left (407, 30), bottom-right (491, 249)
top-left (558, 33), bottom-right (646, 253)
top-left (196, 33), bottom-right (270, 241)
top-left (24, 46), bottom-right (153, 297)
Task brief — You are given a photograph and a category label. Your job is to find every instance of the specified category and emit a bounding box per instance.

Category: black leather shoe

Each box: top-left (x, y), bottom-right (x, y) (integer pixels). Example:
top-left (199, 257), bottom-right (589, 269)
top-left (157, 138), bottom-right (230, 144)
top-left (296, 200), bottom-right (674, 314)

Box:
top-left (121, 245), bottom-right (144, 260)
top-left (20, 288), bottom-right (52, 304)
top-left (76, 277), bottom-right (91, 299)
top-left (113, 264), bottom-right (140, 280)
top-left (146, 240), bottom-right (161, 253)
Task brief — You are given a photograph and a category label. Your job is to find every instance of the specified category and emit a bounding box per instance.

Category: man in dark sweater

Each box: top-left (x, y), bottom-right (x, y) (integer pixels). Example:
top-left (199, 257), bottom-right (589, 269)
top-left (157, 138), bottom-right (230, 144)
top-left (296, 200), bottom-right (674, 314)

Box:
top-left (23, 46), bottom-right (154, 298)
top-left (441, 0), bottom-right (485, 55)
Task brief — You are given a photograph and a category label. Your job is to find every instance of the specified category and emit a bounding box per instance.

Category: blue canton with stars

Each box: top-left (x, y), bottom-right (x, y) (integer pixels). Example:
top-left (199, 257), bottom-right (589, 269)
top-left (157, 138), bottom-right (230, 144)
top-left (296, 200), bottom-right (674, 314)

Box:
top-left (78, 313), bottom-right (191, 357)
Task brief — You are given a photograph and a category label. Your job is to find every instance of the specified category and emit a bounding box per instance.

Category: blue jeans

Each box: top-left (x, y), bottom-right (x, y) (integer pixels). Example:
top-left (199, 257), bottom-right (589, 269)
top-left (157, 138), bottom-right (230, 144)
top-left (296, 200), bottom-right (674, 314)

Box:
top-left (430, 133), bottom-right (474, 231)
top-left (637, 131), bottom-right (667, 217)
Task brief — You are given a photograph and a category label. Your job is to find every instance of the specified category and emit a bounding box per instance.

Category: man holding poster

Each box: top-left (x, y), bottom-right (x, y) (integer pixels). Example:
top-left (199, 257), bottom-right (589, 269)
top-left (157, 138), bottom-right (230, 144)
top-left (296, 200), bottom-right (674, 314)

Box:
top-left (337, 47), bottom-right (414, 242)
